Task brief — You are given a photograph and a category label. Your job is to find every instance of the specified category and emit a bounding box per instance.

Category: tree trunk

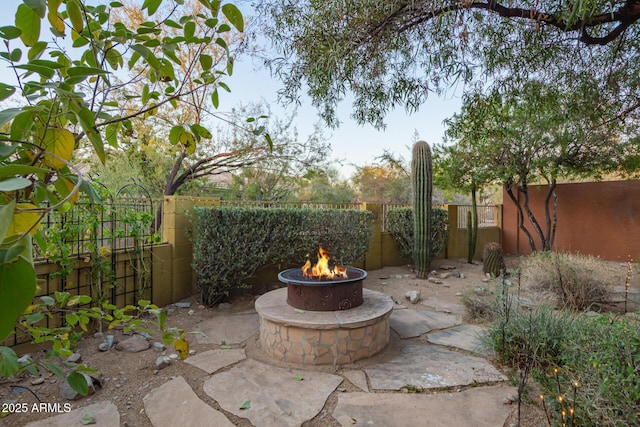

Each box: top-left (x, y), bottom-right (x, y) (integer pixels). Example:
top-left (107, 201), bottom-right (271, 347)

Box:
top-left (504, 180), bottom-right (537, 252)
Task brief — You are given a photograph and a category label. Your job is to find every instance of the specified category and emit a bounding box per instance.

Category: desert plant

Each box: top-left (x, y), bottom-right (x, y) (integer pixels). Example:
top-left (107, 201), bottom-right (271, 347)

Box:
top-left (411, 141), bottom-right (433, 278)
top-left (483, 242), bottom-right (506, 277)
top-left (522, 252), bottom-right (610, 310)
top-left (386, 207), bottom-right (449, 262)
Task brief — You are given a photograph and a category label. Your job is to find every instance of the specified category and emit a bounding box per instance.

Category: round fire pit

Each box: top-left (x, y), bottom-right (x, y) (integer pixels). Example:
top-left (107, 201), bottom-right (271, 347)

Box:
top-left (278, 267), bottom-right (367, 311)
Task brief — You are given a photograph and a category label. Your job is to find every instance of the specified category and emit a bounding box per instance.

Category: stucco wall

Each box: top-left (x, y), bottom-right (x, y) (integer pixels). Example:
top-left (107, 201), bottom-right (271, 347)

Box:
top-left (502, 180), bottom-right (640, 261)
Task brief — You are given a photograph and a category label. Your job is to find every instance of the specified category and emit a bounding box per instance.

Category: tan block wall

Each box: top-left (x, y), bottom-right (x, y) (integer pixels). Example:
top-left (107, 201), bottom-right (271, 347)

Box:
top-left (445, 205), bottom-right (502, 260)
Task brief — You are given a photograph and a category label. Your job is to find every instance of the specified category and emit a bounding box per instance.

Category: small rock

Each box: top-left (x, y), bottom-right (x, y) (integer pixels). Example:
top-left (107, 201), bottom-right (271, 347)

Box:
top-left (394, 274), bottom-right (403, 279)
top-left (98, 335), bottom-right (115, 351)
top-left (427, 277), bottom-right (443, 284)
top-left (218, 303), bottom-right (232, 310)
top-left (439, 273), bottom-right (451, 279)
top-left (404, 290), bottom-right (421, 304)
top-left (66, 353), bottom-right (82, 364)
top-left (429, 270), bottom-right (438, 277)
top-left (152, 342), bottom-right (166, 351)
top-left (450, 269), bottom-right (461, 278)
top-left (115, 334), bottom-right (150, 353)
top-left (155, 356), bottom-right (171, 371)
top-left (93, 332), bottom-right (104, 338)
top-left (503, 279), bottom-right (512, 287)
top-left (169, 354), bottom-right (179, 360)
top-left (481, 278), bottom-right (490, 283)
top-left (173, 302), bottom-right (191, 309)
top-left (455, 292), bottom-right (463, 296)
top-left (460, 273), bottom-right (465, 279)
top-left (166, 308), bottom-right (176, 316)
top-left (31, 377), bottom-right (45, 385)
top-left (137, 331), bottom-right (152, 340)
top-left (18, 354), bottom-right (31, 364)
top-left (189, 350), bottom-right (196, 355)
top-left (473, 287), bottom-right (492, 296)
top-left (187, 309), bottom-right (195, 316)
top-left (503, 395), bottom-right (518, 405)
top-left (198, 305), bottom-right (205, 309)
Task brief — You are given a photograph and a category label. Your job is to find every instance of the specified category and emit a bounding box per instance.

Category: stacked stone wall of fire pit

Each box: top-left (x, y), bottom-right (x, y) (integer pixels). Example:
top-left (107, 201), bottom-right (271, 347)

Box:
top-left (255, 288), bottom-right (393, 365)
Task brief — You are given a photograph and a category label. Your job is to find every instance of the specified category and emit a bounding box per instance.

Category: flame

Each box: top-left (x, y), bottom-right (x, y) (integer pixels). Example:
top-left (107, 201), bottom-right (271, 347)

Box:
top-left (302, 247), bottom-right (348, 279)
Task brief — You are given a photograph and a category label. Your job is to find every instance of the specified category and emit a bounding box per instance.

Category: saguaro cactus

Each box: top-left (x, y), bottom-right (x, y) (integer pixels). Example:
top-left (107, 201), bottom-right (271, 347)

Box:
top-left (412, 141), bottom-right (432, 279)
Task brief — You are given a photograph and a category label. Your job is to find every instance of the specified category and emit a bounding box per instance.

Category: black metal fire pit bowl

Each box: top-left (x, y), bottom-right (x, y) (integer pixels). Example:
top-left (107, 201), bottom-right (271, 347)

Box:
top-left (278, 267), bottom-right (367, 311)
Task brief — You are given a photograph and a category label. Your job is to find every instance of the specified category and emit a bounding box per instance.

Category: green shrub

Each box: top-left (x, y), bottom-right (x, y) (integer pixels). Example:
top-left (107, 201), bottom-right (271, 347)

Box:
top-left (487, 300), bottom-right (640, 426)
top-left (487, 302), bottom-right (572, 371)
top-left (539, 313), bottom-right (640, 426)
top-left (191, 207), bottom-right (373, 306)
top-left (522, 252), bottom-right (611, 310)
top-left (386, 207), bottom-right (448, 263)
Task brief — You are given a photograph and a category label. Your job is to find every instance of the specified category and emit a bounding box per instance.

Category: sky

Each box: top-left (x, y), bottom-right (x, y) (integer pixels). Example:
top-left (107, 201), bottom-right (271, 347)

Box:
top-left (0, 0), bottom-right (463, 179)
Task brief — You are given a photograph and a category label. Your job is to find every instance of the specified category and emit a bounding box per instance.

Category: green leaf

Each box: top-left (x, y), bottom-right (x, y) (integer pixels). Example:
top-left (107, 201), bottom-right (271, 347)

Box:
top-left (0, 108), bottom-right (23, 128)
top-left (0, 241), bottom-right (36, 341)
top-left (45, 361), bottom-right (65, 378)
top-left (24, 0), bottom-right (46, 19)
top-left (25, 312), bottom-right (44, 325)
top-left (0, 200), bottom-right (16, 243)
top-left (0, 164), bottom-right (52, 178)
top-left (222, 4), bottom-right (243, 32)
top-left (0, 346), bottom-right (19, 377)
top-left (80, 412), bottom-right (96, 425)
top-left (28, 41), bottom-right (47, 61)
top-left (66, 0), bottom-right (84, 34)
top-left (293, 376), bottom-right (303, 381)
top-left (0, 177), bottom-right (32, 192)
top-left (0, 83), bottom-right (16, 101)
top-left (219, 344), bottom-right (231, 349)
top-left (184, 21), bottom-right (195, 39)
top-left (141, 0), bottom-right (162, 15)
top-left (169, 126), bottom-right (184, 145)
top-left (0, 26), bottom-right (22, 40)
top-left (211, 89), bottom-right (219, 109)
top-left (190, 123), bottom-right (212, 139)
top-left (199, 53), bottom-right (212, 71)
top-left (239, 399), bottom-right (250, 410)
top-left (40, 295), bottom-right (55, 306)
top-left (67, 371), bottom-right (89, 395)
top-left (15, 4), bottom-right (41, 47)
top-left (67, 66), bottom-right (110, 78)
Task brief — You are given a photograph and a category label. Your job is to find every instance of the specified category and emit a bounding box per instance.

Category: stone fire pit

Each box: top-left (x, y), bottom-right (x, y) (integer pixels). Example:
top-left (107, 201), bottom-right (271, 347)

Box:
top-left (255, 266), bottom-right (393, 365)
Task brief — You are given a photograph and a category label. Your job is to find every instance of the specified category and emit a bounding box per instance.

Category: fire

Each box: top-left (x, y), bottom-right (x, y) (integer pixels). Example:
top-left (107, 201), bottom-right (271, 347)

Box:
top-left (302, 247), bottom-right (348, 279)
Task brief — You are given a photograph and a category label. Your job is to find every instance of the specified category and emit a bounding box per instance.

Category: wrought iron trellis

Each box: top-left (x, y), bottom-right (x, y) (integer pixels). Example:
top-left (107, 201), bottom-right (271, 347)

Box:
top-left (5, 182), bottom-right (159, 347)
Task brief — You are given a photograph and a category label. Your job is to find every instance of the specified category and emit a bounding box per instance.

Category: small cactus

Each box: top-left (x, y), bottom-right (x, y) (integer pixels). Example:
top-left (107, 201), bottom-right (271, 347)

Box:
top-left (483, 242), bottom-right (506, 277)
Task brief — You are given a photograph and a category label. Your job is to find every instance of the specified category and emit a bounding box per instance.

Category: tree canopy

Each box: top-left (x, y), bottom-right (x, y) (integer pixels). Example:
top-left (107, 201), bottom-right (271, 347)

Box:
top-left (257, 0), bottom-right (640, 130)
top-left (0, 0), bottom-right (246, 341)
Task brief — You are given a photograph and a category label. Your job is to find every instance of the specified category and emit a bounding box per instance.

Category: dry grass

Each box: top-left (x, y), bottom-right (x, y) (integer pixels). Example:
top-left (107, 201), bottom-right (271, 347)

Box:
top-left (520, 252), bottom-right (621, 310)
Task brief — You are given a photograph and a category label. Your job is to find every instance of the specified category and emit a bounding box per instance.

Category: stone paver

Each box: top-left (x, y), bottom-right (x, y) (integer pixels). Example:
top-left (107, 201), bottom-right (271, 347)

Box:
top-left (332, 385), bottom-right (516, 427)
top-left (143, 376), bottom-right (234, 427)
top-left (184, 348), bottom-right (246, 374)
top-left (24, 402), bottom-right (119, 427)
top-left (203, 359), bottom-right (343, 427)
top-left (365, 344), bottom-right (507, 390)
top-left (421, 296), bottom-right (466, 314)
top-left (342, 370), bottom-right (368, 392)
top-left (426, 324), bottom-right (492, 355)
top-left (195, 312), bottom-right (259, 345)
top-left (390, 309), bottom-right (462, 338)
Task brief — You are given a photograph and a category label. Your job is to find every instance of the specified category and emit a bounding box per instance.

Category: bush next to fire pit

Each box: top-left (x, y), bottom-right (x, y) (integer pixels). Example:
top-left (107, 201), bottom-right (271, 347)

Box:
top-left (386, 207), bottom-right (449, 264)
top-left (191, 207), bottom-right (373, 306)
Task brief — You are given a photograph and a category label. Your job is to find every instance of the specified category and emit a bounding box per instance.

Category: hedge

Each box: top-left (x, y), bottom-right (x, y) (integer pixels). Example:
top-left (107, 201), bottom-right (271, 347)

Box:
top-left (191, 207), bottom-right (373, 306)
top-left (386, 207), bottom-right (449, 264)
